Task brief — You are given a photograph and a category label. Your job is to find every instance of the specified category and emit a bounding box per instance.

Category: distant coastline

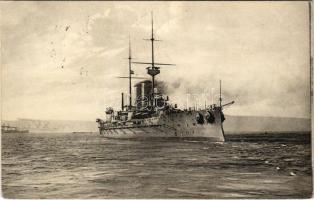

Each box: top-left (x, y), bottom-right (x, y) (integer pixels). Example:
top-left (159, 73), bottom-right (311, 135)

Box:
top-left (2, 115), bottom-right (310, 134)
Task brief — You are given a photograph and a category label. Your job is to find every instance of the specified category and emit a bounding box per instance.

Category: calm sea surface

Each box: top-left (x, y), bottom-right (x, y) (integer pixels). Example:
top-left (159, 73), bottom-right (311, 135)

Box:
top-left (2, 132), bottom-right (312, 198)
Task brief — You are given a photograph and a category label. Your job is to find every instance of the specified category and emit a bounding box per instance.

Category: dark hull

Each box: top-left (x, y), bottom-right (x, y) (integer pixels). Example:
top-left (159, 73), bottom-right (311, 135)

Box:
top-left (1, 130), bottom-right (29, 133)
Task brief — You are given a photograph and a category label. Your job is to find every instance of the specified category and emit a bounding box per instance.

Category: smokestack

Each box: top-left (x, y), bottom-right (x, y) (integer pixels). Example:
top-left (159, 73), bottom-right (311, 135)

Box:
top-left (121, 93), bottom-right (124, 111)
top-left (142, 82), bottom-right (145, 108)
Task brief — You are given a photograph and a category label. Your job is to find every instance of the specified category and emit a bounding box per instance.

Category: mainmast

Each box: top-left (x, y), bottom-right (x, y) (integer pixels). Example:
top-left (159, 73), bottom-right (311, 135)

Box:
top-left (151, 13), bottom-right (155, 69)
top-left (132, 12), bottom-right (175, 108)
top-left (128, 36), bottom-right (132, 108)
top-left (147, 12), bottom-right (159, 106)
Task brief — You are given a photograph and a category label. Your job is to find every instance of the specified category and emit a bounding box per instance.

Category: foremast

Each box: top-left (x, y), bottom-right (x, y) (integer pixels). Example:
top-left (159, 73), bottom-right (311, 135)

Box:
top-left (117, 37), bottom-right (146, 110)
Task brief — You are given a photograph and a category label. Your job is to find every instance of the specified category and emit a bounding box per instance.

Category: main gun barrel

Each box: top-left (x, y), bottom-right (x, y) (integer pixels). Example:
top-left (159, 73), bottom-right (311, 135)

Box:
top-left (222, 101), bottom-right (235, 107)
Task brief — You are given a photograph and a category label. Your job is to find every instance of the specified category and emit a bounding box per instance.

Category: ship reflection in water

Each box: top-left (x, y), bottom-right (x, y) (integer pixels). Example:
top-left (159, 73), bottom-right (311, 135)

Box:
top-left (2, 132), bottom-right (311, 199)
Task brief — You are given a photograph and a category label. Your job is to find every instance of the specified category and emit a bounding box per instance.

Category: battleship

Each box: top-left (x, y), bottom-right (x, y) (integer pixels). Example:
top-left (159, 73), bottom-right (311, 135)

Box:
top-left (96, 15), bottom-right (234, 141)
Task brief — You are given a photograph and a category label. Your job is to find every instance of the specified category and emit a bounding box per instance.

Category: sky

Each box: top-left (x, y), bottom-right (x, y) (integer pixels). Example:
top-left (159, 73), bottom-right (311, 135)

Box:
top-left (1, 1), bottom-right (311, 121)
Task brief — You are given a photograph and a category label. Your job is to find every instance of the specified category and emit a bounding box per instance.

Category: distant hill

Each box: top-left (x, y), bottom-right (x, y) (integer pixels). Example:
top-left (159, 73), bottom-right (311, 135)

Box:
top-left (2, 115), bottom-right (311, 133)
top-left (224, 115), bottom-right (311, 134)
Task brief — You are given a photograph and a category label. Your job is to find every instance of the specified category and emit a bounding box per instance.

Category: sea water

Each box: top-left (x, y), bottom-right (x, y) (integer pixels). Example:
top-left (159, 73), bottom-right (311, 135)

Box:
top-left (2, 132), bottom-right (312, 198)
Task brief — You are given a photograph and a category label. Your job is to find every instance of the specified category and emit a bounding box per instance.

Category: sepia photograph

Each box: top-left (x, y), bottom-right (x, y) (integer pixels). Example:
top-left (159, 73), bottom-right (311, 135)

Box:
top-left (1, 1), bottom-right (312, 198)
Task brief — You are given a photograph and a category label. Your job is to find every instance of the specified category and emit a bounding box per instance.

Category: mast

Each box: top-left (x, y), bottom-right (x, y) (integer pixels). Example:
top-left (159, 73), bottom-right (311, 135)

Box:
top-left (150, 12), bottom-right (156, 106)
top-left (116, 37), bottom-right (147, 109)
top-left (219, 80), bottom-right (222, 108)
top-left (128, 36), bottom-right (132, 108)
top-left (219, 80), bottom-right (225, 141)
top-left (151, 12), bottom-right (155, 69)
top-left (131, 12), bottom-right (175, 109)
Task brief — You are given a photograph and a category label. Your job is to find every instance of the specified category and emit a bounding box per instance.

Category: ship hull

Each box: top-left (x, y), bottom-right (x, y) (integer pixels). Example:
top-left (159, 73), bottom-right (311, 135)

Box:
top-left (98, 110), bottom-right (225, 142)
